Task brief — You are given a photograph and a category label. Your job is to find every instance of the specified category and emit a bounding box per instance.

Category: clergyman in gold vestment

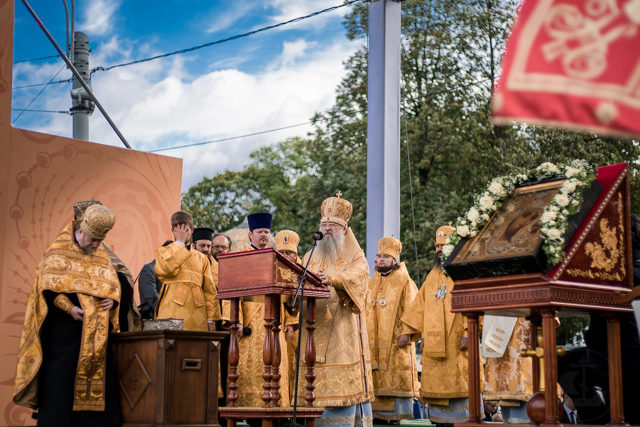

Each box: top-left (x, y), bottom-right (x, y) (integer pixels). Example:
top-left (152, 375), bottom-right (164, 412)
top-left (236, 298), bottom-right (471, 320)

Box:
top-left (13, 204), bottom-right (122, 426)
top-left (155, 210), bottom-right (222, 331)
top-left (401, 225), bottom-right (481, 426)
top-left (366, 236), bottom-right (419, 422)
top-left (300, 193), bottom-right (373, 427)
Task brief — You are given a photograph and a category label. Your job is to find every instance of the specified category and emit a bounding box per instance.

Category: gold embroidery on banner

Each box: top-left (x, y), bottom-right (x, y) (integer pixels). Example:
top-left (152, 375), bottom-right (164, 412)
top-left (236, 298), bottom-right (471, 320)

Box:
top-left (506, 0), bottom-right (640, 109)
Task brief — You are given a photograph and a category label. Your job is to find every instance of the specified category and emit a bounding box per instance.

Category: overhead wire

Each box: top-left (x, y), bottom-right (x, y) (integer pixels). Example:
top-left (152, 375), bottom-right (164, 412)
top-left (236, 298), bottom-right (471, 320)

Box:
top-left (13, 78), bottom-right (72, 90)
top-left (12, 65), bottom-right (66, 124)
top-left (13, 54), bottom-right (59, 64)
top-left (91, 0), bottom-right (363, 74)
top-left (11, 108), bottom-right (69, 114)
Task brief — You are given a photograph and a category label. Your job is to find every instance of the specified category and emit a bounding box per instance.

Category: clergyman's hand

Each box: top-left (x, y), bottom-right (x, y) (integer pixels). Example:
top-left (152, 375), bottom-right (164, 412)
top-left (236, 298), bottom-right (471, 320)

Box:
top-left (316, 270), bottom-right (329, 285)
top-left (100, 298), bottom-right (114, 311)
top-left (398, 334), bottom-right (410, 348)
top-left (459, 335), bottom-right (469, 351)
top-left (284, 325), bottom-right (296, 341)
top-left (172, 224), bottom-right (192, 244)
top-left (70, 306), bottom-right (84, 321)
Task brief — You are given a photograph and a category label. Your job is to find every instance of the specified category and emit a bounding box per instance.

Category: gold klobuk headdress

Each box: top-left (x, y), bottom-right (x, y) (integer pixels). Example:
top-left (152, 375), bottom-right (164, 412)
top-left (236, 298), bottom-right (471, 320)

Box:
top-left (80, 204), bottom-right (115, 240)
top-left (73, 200), bottom-right (102, 220)
top-left (435, 224), bottom-right (454, 247)
top-left (275, 230), bottom-right (300, 255)
top-left (378, 236), bottom-right (402, 260)
top-left (320, 191), bottom-right (352, 228)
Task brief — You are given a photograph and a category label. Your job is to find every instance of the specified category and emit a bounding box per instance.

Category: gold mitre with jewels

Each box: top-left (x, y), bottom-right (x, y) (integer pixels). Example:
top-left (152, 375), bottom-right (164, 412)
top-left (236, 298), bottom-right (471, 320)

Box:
top-left (275, 230), bottom-right (300, 255)
top-left (320, 191), bottom-right (352, 228)
top-left (80, 204), bottom-right (115, 240)
top-left (435, 224), bottom-right (454, 246)
top-left (378, 236), bottom-right (402, 260)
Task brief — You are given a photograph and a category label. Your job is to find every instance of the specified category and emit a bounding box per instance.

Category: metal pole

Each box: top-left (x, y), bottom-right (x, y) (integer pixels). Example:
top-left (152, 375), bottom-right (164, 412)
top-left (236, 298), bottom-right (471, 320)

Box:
top-left (20, 0), bottom-right (131, 148)
top-left (71, 32), bottom-right (93, 140)
top-left (366, 0), bottom-right (402, 270)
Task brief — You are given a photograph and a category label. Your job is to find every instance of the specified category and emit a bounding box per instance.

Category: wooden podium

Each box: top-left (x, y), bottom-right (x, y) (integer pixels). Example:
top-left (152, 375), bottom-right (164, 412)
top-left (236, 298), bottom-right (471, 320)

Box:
top-left (114, 330), bottom-right (227, 427)
top-left (217, 248), bottom-right (330, 426)
top-left (444, 163), bottom-right (634, 426)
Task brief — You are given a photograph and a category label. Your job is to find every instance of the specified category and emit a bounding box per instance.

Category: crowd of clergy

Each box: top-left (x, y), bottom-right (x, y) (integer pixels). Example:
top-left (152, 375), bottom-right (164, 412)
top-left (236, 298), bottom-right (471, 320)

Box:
top-left (13, 194), bottom-right (638, 427)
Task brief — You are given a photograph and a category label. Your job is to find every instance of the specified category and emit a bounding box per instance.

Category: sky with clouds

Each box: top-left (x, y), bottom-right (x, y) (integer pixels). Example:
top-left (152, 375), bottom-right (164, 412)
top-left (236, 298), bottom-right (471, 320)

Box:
top-left (11, 0), bottom-right (362, 189)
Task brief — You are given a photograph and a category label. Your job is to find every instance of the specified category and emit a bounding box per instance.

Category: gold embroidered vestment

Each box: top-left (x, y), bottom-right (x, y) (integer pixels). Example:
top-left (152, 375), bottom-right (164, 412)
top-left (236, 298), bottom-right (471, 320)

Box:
top-left (366, 262), bottom-right (419, 409)
top-left (13, 223), bottom-right (121, 411)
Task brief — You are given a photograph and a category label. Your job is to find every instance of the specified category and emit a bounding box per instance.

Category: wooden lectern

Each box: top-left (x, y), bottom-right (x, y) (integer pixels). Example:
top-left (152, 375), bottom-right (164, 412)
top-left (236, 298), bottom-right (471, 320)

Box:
top-left (217, 248), bottom-right (330, 426)
top-left (445, 163), bottom-right (634, 426)
top-left (114, 330), bottom-right (227, 427)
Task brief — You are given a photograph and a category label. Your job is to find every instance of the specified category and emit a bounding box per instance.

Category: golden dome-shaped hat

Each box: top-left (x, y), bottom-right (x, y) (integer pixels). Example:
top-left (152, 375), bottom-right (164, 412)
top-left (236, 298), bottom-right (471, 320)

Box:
top-left (80, 204), bottom-right (115, 240)
top-left (320, 191), bottom-right (352, 228)
top-left (73, 200), bottom-right (102, 220)
top-left (275, 230), bottom-right (300, 255)
top-left (435, 224), bottom-right (454, 247)
top-left (378, 236), bottom-right (402, 260)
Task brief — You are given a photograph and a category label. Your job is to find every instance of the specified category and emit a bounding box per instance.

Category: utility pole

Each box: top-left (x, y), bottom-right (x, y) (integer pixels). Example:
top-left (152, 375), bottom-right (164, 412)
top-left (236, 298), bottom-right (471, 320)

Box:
top-left (366, 0), bottom-right (402, 270)
top-left (70, 31), bottom-right (94, 140)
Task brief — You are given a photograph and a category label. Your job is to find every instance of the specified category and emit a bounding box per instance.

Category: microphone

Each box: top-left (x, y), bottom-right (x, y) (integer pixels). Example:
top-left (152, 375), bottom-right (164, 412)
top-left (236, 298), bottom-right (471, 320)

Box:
top-left (312, 231), bottom-right (324, 241)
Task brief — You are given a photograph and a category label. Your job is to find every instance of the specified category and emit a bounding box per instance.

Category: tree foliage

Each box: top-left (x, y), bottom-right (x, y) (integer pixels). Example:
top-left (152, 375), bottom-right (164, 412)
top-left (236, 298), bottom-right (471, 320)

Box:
top-left (182, 0), bottom-right (640, 285)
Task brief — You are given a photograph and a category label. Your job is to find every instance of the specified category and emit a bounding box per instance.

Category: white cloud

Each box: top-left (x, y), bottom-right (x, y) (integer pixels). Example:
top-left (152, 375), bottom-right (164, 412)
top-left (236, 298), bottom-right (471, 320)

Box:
top-left (27, 35), bottom-right (360, 190)
top-left (205, 1), bottom-right (254, 34)
top-left (77, 0), bottom-right (120, 36)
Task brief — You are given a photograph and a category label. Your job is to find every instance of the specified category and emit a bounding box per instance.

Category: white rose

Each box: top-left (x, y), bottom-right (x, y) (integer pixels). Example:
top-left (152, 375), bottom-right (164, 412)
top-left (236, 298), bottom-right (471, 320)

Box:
top-left (467, 207), bottom-right (480, 223)
top-left (555, 194), bottom-right (570, 207)
top-left (481, 213), bottom-right (490, 221)
top-left (541, 210), bottom-right (557, 223)
top-left (565, 167), bottom-right (581, 178)
top-left (457, 225), bottom-right (470, 237)
top-left (442, 244), bottom-right (455, 257)
top-left (546, 228), bottom-right (562, 239)
top-left (561, 180), bottom-right (577, 193)
top-left (488, 181), bottom-right (505, 197)
top-left (479, 194), bottom-right (495, 210)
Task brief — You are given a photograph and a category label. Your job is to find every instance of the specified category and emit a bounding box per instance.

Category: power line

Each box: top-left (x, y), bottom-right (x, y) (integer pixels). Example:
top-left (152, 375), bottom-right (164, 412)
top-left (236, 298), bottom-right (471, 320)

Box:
top-left (11, 108), bottom-right (69, 114)
top-left (149, 121), bottom-right (313, 153)
top-left (149, 76), bottom-right (493, 153)
top-left (13, 54), bottom-right (59, 64)
top-left (13, 78), bottom-right (72, 90)
top-left (91, 0), bottom-right (362, 74)
top-left (12, 65), bottom-right (66, 124)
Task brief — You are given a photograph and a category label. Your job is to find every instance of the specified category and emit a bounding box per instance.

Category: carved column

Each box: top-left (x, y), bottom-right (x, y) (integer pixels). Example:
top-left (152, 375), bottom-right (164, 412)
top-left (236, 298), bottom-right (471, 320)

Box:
top-left (542, 309), bottom-right (559, 424)
top-left (305, 297), bottom-right (317, 407)
top-left (227, 298), bottom-right (240, 407)
top-left (466, 313), bottom-right (481, 423)
top-left (271, 294), bottom-right (282, 407)
top-left (262, 295), bottom-right (275, 407)
top-left (606, 314), bottom-right (625, 425)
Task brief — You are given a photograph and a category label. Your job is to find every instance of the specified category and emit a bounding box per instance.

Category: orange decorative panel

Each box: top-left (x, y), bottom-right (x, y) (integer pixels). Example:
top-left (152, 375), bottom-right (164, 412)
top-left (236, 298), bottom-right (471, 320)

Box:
top-left (0, 2), bottom-right (183, 424)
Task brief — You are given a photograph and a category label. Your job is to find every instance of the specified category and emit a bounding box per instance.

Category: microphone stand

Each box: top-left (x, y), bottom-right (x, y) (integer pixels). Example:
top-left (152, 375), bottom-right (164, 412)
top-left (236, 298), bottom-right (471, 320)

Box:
top-left (287, 236), bottom-right (321, 427)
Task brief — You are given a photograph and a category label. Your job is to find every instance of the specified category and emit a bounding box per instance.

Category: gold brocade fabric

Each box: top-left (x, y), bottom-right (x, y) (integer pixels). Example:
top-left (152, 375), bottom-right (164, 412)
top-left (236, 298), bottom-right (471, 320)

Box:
top-left (101, 242), bottom-right (142, 331)
top-left (365, 263), bottom-right (419, 399)
top-left (155, 243), bottom-right (222, 331)
top-left (235, 300), bottom-right (290, 407)
top-left (298, 227), bottom-right (373, 408)
top-left (401, 267), bottom-right (479, 400)
top-left (13, 224), bottom-right (121, 411)
top-left (483, 318), bottom-right (533, 402)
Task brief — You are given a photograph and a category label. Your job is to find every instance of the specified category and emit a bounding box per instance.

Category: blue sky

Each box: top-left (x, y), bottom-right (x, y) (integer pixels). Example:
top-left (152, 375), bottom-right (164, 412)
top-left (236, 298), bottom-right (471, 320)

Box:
top-left (11, 0), bottom-right (361, 189)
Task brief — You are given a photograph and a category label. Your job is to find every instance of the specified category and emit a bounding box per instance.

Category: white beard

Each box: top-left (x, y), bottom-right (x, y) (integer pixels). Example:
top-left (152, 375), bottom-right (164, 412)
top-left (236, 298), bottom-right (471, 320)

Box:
top-left (316, 230), bottom-right (345, 264)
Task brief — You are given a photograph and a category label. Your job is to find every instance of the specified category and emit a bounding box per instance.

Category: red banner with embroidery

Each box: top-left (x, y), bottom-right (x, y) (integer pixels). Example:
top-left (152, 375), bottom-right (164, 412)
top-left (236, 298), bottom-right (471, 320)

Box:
top-left (492, 0), bottom-right (640, 138)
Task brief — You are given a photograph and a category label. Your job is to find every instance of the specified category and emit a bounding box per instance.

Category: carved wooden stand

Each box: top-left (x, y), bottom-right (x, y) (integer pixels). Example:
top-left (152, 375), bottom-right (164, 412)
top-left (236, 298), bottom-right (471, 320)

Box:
top-left (217, 249), bottom-right (329, 427)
